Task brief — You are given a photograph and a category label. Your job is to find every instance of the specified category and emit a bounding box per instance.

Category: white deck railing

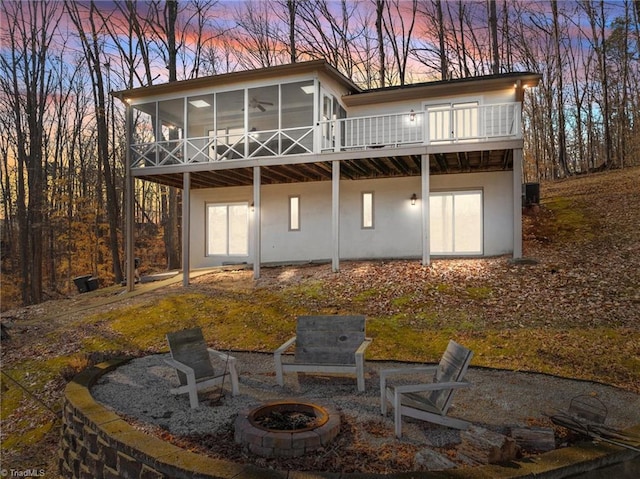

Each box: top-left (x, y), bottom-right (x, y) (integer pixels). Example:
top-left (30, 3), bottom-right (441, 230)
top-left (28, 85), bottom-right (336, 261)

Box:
top-left (131, 103), bottom-right (521, 168)
top-left (324, 102), bottom-right (521, 151)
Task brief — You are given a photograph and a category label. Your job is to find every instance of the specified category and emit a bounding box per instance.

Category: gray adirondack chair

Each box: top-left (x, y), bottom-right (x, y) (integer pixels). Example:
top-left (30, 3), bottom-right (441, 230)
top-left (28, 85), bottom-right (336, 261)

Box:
top-left (380, 339), bottom-right (474, 437)
top-left (274, 315), bottom-right (372, 392)
top-left (164, 327), bottom-right (239, 408)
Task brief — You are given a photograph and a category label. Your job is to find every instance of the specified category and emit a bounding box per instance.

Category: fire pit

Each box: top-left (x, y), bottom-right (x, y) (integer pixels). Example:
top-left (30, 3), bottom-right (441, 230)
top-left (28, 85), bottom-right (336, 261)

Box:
top-left (234, 400), bottom-right (340, 458)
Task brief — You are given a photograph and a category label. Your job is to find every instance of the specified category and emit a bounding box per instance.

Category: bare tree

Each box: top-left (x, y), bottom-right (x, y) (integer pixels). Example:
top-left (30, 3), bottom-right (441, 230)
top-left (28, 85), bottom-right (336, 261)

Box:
top-left (382, 0), bottom-right (418, 85)
top-left (565, 4), bottom-right (590, 172)
top-left (232, 0), bottom-right (286, 68)
top-left (488, 0), bottom-right (500, 74)
top-left (605, 8), bottom-right (636, 169)
top-left (435, 0), bottom-right (448, 79)
top-left (447, 1), bottom-right (466, 77)
top-left (65, 0), bottom-right (124, 282)
top-left (146, 0), bottom-right (182, 271)
top-left (45, 52), bottom-right (83, 291)
top-left (501, 0), bottom-right (514, 71)
top-left (181, 0), bottom-right (221, 79)
top-left (551, 0), bottom-right (569, 175)
top-left (108, 1), bottom-right (162, 88)
top-left (0, 1), bottom-right (61, 303)
top-left (581, 0), bottom-right (613, 169)
top-left (0, 92), bottom-right (17, 277)
top-left (296, 0), bottom-right (363, 79)
top-left (634, 1), bottom-right (640, 53)
top-left (375, 0), bottom-right (386, 86)
top-left (286, 0), bottom-right (299, 63)
top-left (510, 1), bottom-right (552, 179)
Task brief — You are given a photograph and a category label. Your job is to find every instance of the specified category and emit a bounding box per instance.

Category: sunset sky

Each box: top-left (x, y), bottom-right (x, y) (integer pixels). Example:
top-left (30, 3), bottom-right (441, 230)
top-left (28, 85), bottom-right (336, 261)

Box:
top-left (10, 0), bottom-right (623, 91)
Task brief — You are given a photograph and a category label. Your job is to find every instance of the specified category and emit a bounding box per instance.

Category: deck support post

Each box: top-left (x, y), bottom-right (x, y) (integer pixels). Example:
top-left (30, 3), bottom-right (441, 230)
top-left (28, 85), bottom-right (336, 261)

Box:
top-left (332, 160), bottom-right (340, 272)
top-left (253, 166), bottom-right (261, 279)
top-left (182, 172), bottom-right (191, 287)
top-left (421, 154), bottom-right (430, 266)
top-left (125, 104), bottom-right (135, 292)
top-left (513, 148), bottom-right (523, 259)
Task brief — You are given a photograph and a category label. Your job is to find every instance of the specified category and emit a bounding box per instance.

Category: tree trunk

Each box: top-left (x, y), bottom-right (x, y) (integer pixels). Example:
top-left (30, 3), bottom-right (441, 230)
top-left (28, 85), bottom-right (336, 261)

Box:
top-left (435, 0), bottom-right (448, 80)
top-left (552, 0), bottom-right (569, 176)
top-left (65, 0), bottom-right (124, 283)
top-left (489, 0), bottom-right (499, 74)
top-left (164, 0), bottom-right (182, 271)
top-left (0, 1), bottom-right (58, 304)
top-left (288, 0), bottom-right (297, 63)
top-left (382, 0), bottom-right (417, 86)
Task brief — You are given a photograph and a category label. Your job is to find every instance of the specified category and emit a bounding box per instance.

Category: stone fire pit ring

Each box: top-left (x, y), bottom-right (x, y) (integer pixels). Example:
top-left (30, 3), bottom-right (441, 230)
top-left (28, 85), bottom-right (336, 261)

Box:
top-left (234, 400), bottom-right (341, 458)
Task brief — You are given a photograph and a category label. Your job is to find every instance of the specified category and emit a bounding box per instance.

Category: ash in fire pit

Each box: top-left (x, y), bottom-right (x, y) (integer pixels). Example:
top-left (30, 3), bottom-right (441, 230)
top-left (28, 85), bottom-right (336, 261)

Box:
top-left (254, 409), bottom-right (320, 431)
top-left (235, 401), bottom-right (340, 457)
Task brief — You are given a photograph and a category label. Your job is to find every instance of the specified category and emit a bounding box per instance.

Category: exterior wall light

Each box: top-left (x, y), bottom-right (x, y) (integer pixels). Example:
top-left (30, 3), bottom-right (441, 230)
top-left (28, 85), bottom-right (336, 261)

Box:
top-left (409, 109), bottom-right (416, 122)
top-left (410, 193), bottom-right (417, 205)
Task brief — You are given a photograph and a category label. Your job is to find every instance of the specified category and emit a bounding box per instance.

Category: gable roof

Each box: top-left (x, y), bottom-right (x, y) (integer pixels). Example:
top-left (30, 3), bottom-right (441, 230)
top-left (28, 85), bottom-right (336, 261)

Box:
top-left (112, 60), bottom-right (361, 102)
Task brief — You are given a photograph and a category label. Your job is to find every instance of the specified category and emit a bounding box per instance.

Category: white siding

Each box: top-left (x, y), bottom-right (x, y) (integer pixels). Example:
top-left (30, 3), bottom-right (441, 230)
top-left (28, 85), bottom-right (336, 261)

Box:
top-left (261, 182), bottom-right (333, 262)
top-left (348, 87), bottom-right (516, 119)
top-left (340, 177), bottom-right (423, 259)
top-left (189, 170), bottom-right (513, 268)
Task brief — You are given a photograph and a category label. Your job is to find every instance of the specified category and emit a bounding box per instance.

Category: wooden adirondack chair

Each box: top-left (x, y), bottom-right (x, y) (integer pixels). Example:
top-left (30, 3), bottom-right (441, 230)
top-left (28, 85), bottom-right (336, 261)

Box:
top-left (274, 315), bottom-right (372, 392)
top-left (164, 327), bottom-right (239, 409)
top-left (380, 340), bottom-right (474, 437)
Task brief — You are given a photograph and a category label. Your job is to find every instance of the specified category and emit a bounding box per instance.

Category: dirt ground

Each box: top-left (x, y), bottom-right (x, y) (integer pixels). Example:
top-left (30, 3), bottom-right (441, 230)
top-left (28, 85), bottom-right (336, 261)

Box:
top-left (1, 167), bottom-right (639, 475)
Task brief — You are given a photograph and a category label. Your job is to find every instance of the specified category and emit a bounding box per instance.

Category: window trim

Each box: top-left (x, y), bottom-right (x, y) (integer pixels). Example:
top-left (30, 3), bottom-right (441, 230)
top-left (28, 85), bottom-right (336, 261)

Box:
top-left (361, 191), bottom-right (374, 229)
top-left (205, 202), bottom-right (249, 256)
top-left (288, 195), bottom-right (300, 231)
top-left (429, 189), bottom-right (483, 256)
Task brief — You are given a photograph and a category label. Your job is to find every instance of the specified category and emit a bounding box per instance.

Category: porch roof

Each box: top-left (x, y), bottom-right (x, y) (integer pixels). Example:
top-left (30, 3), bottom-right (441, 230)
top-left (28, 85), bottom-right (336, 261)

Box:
top-left (342, 72), bottom-right (542, 106)
top-left (111, 60), bottom-right (361, 103)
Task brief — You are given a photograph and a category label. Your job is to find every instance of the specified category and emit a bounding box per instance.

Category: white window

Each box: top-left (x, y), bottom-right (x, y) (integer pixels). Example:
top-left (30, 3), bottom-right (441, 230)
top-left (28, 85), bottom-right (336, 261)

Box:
top-left (430, 191), bottom-right (483, 255)
top-left (206, 203), bottom-right (249, 256)
top-left (362, 192), bottom-right (374, 229)
top-left (289, 196), bottom-right (300, 231)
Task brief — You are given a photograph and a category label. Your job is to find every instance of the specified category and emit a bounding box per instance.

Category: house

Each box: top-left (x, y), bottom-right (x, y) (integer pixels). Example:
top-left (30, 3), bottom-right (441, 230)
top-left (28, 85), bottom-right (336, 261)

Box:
top-left (113, 60), bottom-right (541, 288)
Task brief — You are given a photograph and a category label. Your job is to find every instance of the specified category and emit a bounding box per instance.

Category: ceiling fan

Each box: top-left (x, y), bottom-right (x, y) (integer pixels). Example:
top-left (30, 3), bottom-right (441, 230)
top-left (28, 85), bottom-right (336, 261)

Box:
top-left (245, 97), bottom-right (274, 112)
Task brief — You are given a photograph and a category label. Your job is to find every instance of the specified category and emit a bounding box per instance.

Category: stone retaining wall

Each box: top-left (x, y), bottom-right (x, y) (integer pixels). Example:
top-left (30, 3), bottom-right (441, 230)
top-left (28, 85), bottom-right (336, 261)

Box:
top-left (59, 359), bottom-right (638, 479)
top-left (59, 359), bottom-right (259, 479)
